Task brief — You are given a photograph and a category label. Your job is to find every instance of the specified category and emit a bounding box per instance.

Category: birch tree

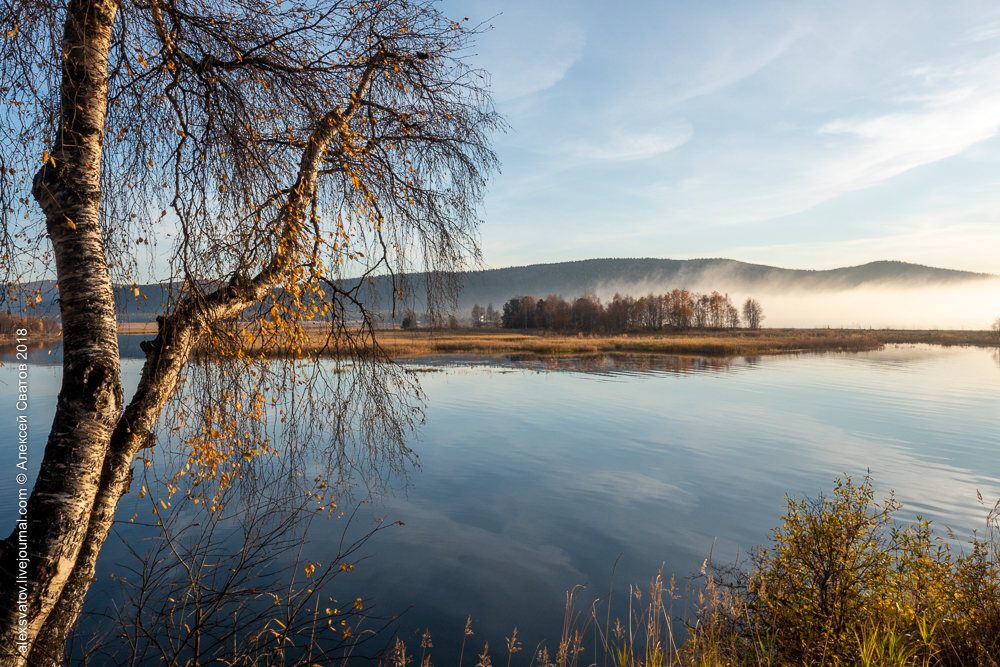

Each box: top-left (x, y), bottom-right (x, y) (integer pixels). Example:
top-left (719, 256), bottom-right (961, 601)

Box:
top-left (742, 297), bottom-right (765, 330)
top-left (0, 0), bottom-right (500, 662)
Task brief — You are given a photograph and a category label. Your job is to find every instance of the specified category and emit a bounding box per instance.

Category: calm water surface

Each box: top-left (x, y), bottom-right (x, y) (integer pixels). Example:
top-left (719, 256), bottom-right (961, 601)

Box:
top-left (2, 343), bottom-right (999, 660)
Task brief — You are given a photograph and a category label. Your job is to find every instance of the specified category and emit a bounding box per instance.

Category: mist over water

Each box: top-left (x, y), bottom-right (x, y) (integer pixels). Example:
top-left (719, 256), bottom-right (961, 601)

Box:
top-left (593, 277), bottom-right (1000, 329)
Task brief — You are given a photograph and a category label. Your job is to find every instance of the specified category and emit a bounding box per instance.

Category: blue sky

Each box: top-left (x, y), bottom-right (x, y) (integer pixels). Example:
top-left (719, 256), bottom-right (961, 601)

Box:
top-left (439, 0), bottom-right (1000, 274)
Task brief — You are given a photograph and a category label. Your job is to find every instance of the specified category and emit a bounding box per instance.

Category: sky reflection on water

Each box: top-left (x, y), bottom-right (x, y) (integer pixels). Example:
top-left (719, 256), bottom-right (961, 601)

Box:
top-left (1, 344), bottom-right (998, 663)
top-left (304, 345), bottom-right (1000, 662)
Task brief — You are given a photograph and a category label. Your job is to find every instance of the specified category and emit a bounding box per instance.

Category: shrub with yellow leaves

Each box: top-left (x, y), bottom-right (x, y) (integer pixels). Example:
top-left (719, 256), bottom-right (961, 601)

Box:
top-left (685, 474), bottom-right (1000, 666)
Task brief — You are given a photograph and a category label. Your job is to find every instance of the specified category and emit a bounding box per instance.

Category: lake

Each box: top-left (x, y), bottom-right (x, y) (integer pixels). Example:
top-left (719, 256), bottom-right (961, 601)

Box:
top-left (2, 342), bottom-right (999, 662)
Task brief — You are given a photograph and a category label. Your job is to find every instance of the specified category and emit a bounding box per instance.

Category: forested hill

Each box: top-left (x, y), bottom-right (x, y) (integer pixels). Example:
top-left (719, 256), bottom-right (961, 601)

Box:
top-left (12, 259), bottom-right (993, 321)
top-left (401, 258), bottom-right (993, 311)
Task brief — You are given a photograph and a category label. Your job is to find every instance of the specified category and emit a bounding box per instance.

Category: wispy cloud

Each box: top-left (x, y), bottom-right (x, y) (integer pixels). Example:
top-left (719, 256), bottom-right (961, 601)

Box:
top-left (456, 0), bottom-right (1000, 274)
top-left (642, 47), bottom-right (1000, 230)
top-left (474, 12), bottom-right (585, 102)
top-left (964, 20), bottom-right (1000, 42)
top-left (665, 26), bottom-right (806, 105)
top-left (817, 53), bottom-right (1000, 192)
top-left (557, 121), bottom-right (693, 162)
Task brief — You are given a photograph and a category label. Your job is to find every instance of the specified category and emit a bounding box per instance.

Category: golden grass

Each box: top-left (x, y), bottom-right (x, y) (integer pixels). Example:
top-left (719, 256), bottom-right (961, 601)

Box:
top-left (9, 325), bottom-right (998, 359)
top-left (306, 327), bottom-right (998, 359)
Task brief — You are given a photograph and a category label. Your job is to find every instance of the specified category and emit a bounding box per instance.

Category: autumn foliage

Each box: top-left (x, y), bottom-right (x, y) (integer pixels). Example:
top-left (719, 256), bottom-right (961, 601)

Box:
top-left (490, 290), bottom-right (760, 333)
top-left (681, 475), bottom-right (1000, 666)
top-left (0, 312), bottom-right (59, 336)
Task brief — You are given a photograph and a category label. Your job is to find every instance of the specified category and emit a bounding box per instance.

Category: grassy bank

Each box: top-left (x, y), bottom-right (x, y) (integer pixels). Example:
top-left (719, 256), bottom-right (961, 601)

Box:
top-left (14, 325), bottom-right (997, 358)
top-left (287, 327), bottom-right (996, 359)
top-left (108, 325), bottom-right (1000, 359)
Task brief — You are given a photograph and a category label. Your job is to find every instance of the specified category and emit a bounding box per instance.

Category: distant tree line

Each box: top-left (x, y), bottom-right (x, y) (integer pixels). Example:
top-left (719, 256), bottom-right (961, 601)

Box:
top-left (399, 308), bottom-right (462, 330)
top-left (470, 291), bottom-right (765, 333)
top-left (470, 303), bottom-right (502, 328)
top-left (0, 312), bottom-right (60, 336)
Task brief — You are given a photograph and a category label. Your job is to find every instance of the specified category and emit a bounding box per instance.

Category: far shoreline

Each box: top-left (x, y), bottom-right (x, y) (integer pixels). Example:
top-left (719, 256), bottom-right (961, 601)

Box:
top-left (4, 327), bottom-right (997, 359)
top-left (111, 324), bottom-right (1000, 358)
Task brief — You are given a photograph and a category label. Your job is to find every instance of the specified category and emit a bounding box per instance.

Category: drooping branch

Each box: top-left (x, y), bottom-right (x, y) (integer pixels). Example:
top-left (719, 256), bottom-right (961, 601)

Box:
top-left (21, 54), bottom-right (397, 664)
top-left (1, 0), bottom-right (501, 663)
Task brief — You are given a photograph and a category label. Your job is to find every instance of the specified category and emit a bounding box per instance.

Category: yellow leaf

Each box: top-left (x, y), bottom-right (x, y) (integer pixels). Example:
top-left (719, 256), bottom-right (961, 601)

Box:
top-left (65, 217), bottom-right (76, 230)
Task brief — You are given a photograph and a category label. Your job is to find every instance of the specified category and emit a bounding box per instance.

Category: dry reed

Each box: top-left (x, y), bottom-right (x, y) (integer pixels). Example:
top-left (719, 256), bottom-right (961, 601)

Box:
top-left (108, 325), bottom-right (999, 360)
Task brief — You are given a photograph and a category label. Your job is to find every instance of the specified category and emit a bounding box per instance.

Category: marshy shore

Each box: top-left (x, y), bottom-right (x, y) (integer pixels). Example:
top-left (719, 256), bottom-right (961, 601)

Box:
top-left (105, 324), bottom-right (1000, 359)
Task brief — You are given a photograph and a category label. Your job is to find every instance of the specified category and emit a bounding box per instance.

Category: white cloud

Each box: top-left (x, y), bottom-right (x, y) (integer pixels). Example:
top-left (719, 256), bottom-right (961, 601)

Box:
top-left (468, 1), bottom-right (1000, 273)
top-left (638, 48), bottom-right (1000, 230)
top-left (816, 53), bottom-right (1000, 192)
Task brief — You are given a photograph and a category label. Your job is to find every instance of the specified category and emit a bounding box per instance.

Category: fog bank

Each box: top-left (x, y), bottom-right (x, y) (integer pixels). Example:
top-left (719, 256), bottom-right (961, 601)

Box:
top-left (594, 278), bottom-right (1000, 330)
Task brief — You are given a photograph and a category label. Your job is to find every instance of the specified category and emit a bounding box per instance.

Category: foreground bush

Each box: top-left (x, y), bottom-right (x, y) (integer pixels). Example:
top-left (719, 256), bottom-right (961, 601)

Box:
top-left (681, 474), bottom-right (1000, 666)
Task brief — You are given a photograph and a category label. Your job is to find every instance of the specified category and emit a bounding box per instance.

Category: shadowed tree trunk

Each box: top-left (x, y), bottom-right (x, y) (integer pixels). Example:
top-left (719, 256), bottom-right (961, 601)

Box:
top-left (1, 80), bottom-right (372, 667)
top-left (0, 0), bottom-right (123, 662)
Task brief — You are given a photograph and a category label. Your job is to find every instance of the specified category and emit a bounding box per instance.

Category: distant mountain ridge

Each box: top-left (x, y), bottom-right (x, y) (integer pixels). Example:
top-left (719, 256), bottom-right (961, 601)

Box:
top-left (12, 259), bottom-right (993, 320)
top-left (433, 258), bottom-right (994, 311)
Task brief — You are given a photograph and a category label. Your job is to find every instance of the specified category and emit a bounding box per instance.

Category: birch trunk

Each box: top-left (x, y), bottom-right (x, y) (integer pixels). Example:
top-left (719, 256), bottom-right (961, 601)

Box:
top-left (21, 125), bottom-right (331, 661)
top-left (0, 0), bottom-right (371, 655)
top-left (25, 321), bottom-right (198, 666)
top-left (0, 0), bottom-right (121, 663)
